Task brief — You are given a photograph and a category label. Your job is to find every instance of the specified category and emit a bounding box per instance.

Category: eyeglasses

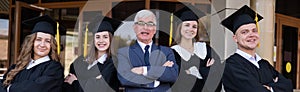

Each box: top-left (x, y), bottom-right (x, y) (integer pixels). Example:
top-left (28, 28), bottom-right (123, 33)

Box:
top-left (134, 21), bottom-right (156, 27)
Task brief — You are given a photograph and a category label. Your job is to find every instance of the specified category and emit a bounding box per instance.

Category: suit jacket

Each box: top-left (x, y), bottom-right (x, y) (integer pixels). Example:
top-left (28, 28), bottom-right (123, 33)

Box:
top-left (117, 42), bottom-right (179, 92)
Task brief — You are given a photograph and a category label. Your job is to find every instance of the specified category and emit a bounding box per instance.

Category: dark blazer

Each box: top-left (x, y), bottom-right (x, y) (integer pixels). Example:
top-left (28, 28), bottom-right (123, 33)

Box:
top-left (1, 60), bottom-right (64, 92)
top-left (222, 53), bottom-right (293, 92)
top-left (117, 42), bottom-right (179, 92)
top-left (63, 56), bottom-right (119, 92)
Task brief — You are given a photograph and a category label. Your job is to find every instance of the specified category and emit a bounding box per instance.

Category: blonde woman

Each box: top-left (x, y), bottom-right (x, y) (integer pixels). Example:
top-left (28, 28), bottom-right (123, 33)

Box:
top-left (1, 15), bottom-right (64, 92)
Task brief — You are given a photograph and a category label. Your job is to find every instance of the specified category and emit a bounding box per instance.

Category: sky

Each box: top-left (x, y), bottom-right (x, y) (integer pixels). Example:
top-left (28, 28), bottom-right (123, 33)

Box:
top-left (114, 21), bottom-right (136, 40)
top-left (0, 19), bottom-right (8, 36)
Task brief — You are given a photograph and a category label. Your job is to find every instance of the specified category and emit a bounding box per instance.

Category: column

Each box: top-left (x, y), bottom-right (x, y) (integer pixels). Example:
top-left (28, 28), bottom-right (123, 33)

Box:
top-left (251, 0), bottom-right (276, 66)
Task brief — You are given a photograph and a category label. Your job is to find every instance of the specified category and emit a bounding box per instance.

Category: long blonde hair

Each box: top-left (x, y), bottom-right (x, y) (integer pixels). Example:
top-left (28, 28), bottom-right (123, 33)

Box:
top-left (3, 33), bottom-right (60, 86)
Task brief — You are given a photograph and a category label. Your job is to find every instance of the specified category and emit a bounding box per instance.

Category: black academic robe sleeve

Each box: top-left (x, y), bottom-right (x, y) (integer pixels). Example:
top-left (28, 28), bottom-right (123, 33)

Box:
top-left (63, 57), bottom-right (119, 92)
top-left (171, 45), bottom-right (214, 78)
top-left (6, 61), bottom-right (64, 92)
top-left (0, 87), bottom-right (4, 92)
top-left (201, 45), bottom-right (223, 92)
top-left (2, 64), bottom-right (17, 81)
top-left (223, 54), bottom-right (293, 92)
top-left (0, 80), bottom-right (6, 92)
top-left (223, 56), bottom-right (269, 92)
top-left (262, 61), bottom-right (293, 92)
top-left (109, 69), bottom-right (120, 91)
top-left (62, 63), bottom-right (84, 92)
top-left (171, 45), bottom-right (222, 92)
top-left (0, 65), bottom-right (16, 92)
top-left (172, 49), bottom-right (181, 75)
top-left (199, 45), bottom-right (213, 80)
top-left (98, 58), bottom-right (120, 91)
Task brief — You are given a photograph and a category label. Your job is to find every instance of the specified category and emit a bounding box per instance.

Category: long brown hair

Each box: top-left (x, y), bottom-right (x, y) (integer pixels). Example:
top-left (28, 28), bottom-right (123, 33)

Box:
top-left (3, 33), bottom-right (60, 86)
top-left (87, 32), bottom-right (113, 64)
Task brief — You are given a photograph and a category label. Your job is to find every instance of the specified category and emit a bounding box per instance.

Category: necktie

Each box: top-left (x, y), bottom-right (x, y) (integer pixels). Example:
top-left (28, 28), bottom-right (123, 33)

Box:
top-left (144, 45), bottom-right (150, 65)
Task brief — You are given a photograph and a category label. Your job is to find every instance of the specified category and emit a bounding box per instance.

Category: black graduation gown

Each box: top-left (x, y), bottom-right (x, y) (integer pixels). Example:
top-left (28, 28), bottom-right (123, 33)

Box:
top-left (222, 53), bottom-right (293, 92)
top-left (1, 60), bottom-right (64, 92)
top-left (63, 56), bottom-right (119, 92)
top-left (172, 45), bottom-right (222, 92)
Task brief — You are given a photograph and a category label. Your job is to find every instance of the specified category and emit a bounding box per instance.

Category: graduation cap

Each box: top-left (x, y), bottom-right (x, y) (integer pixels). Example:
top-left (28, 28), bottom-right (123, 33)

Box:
top-left (169, 4), bottom-right (205, 46)
top-left (23, 15), bottom-right (65, 55)
top-left (174, 4), bottom-right (206, 22)
top-left (221, 5), bottom-right (263, 34)
top-left (88, 15), bottom-right (123, 35)
top-left (22, 15), bottom-right (64, 36)
top-left (83, 15), bottom-right (122, 58)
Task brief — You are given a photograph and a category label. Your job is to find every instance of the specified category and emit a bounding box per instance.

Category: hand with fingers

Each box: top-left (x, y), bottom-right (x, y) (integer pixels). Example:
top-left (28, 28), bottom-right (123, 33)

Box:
top-left (131, 67), bottom-right (144, 75)
top-left (163, 61), bottom-right (174, 67)
top-left (64, 73), bottom-right (78, 85)
top-left (206, 58), bottom-right (215, 67)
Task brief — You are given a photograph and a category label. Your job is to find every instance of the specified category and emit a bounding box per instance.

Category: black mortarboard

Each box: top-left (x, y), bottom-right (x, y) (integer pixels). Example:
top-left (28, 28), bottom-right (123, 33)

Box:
top-left (174, 4), bottom-right (205, 22)
top-left (221, 5), bottom-right (263, 34)
top-left (89, 15), bottom-right (123, 35)
top-left (23, 15), bottom-right (63, 36)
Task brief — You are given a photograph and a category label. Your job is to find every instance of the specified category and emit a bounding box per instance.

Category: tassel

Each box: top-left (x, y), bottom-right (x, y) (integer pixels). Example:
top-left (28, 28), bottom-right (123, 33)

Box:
top-left (83, 24), bottom-right (88, 58)
top-left (169, 13), bottom-right (173, 46)
top-left (255, 12), bottom-right (260, 47)
top-left (56, 22), bottom-right (60, 55)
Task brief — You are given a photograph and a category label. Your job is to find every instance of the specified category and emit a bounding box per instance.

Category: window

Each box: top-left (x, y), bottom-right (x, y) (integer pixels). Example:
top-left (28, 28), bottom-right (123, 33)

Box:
top-left (0, 19), bottom-right (9, 78)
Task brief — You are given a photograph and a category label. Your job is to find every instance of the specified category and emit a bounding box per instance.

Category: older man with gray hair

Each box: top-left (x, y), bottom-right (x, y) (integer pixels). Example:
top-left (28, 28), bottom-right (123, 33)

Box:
top-left (117, 9), bottom-right (178, 92)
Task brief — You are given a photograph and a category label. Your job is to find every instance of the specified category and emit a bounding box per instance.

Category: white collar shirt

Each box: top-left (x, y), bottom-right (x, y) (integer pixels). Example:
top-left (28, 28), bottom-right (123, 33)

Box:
top-left (137, 40), bottom-right (152, 54)
top-left (26, 56), bottom-right (50, 69)
top-left (87, 54), bottom-right (107, 70)
top-left (236, 49), bottom-right (262, 68)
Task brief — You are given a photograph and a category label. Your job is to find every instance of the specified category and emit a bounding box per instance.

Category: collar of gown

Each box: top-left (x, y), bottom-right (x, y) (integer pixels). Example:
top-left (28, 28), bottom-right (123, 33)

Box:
top-left (87, 54), bottom-right (107, 70)
top-left (27, 56), bottom-right (50, 69)
top-left (171, 42), bottom-right (207, 61)
top-left (236, 49), bottom-right (262, 68)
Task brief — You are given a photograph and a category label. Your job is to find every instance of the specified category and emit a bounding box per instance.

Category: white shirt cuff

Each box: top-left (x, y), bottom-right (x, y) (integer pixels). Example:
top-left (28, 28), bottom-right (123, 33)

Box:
top-left (142, 66), bottom-right (147, 76)
top-left (7, 84), bottom-right (11, 92)
top-left (270, 87), bottom-right (274, 92)
top-left (154, 80), bottom-right (160, 87)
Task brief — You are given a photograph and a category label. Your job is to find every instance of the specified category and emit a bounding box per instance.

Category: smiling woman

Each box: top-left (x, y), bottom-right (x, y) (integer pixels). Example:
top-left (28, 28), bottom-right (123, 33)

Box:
top-left (63, 15), bottom-right (122, 92)
top-left (0, 15), bottom-right (64, 92)
top-left (33, 32), bottom-right (52, 60)
top-left (170, 4), bottom-right (222, 92)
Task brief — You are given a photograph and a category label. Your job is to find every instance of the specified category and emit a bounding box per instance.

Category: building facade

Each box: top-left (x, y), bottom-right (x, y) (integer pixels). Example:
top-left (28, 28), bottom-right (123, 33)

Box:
top-left (0, 0), bottom-right (299, 90)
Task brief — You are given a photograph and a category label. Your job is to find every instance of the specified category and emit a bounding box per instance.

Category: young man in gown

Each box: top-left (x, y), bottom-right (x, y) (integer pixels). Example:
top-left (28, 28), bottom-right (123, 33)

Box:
top-left (221, 5), bottom-right (293, 92)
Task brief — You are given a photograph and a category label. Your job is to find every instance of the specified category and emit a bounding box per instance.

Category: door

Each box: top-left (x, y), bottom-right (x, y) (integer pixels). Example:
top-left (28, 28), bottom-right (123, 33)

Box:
top-left (9, 1), bottom-right (45, 65)
top-left (276, 13), bottom-right (300, 89)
